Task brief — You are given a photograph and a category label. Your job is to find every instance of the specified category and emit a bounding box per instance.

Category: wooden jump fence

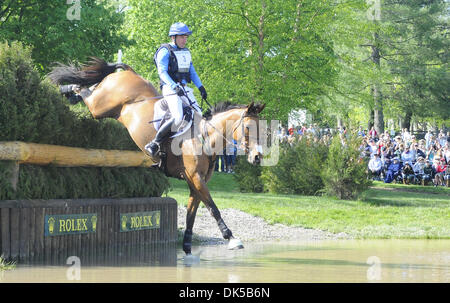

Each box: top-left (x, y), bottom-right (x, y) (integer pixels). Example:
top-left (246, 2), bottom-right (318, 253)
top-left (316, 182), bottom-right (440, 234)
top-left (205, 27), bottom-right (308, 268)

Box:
top-left (0, 142), bottom-right (177, 265)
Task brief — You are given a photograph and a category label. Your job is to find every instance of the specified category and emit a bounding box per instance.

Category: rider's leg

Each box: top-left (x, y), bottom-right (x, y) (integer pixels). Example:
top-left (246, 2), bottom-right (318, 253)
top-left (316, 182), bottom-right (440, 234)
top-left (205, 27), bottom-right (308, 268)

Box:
top-left (145, 85), bottom-right (184, 157)
top-left (145, 117), bottom-right (175, 156)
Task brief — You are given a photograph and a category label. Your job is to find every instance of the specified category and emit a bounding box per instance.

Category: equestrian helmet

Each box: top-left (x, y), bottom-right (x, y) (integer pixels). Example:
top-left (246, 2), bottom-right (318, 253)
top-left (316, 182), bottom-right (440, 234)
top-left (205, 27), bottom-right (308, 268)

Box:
top-left (168, 22), bottom-right (192, 36)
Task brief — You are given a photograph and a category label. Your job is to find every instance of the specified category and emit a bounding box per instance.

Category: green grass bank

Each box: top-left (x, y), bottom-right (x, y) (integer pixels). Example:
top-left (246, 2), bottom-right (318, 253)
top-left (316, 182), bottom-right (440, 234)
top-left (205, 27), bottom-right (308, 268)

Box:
top-left (167, 173), bottom-right (450, 239)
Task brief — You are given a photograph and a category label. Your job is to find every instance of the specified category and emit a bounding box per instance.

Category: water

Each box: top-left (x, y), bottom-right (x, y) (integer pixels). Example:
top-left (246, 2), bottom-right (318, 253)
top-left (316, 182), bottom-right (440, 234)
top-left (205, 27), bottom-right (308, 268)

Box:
top-left (1, 239), bottom-right (449, 283)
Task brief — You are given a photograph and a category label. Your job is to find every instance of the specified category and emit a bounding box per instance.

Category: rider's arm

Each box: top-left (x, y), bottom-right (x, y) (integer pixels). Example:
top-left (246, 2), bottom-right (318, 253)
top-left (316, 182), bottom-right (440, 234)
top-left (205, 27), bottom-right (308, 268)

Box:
top-left (189, 63), bottom-right (203, 88)
top-left (155, 48), bottom-right (178, 90)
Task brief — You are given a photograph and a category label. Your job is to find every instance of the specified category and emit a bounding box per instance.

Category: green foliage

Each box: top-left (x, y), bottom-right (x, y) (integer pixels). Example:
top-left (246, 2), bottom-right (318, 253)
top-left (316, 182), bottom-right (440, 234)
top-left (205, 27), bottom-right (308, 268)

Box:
top-left (0, 0), bottom-right (130, 74)
top-left (122, 0), bottom-right (363, 120)
top-left (232, 156), bottom-right (264, 193)
top-left (0, 161), bottom-right (169, 200)
top-left (0, 255), bottom-right (16, 271)
top-left (0, 41), bottom-right (136, 149)
top-left (321, 134), bottom-right (371, 200)
top-left (261, 137), bottom-right (329, 195)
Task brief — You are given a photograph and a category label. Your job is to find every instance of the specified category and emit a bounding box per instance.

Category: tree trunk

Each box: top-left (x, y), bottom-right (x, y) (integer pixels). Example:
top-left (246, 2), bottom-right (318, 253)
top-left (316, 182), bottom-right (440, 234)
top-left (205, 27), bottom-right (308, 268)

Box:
top-left (402, 109), bottom-right (412, 130)
top-left (368, 109), bottom-right (374, 131)
top-left (371, 32), bottom-right (384, 135)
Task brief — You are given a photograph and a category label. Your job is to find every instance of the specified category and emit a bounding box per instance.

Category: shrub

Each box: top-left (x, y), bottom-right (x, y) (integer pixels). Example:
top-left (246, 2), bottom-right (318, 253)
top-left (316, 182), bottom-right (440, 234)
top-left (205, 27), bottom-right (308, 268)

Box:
top-left (321, 134), bottom-right (372, 200)
top-left (0, 161), bottom-right (169, 200)
top-left (261, 136), bottom-right (329, 195)
top-left (233, 156), bottom-right (264, 192)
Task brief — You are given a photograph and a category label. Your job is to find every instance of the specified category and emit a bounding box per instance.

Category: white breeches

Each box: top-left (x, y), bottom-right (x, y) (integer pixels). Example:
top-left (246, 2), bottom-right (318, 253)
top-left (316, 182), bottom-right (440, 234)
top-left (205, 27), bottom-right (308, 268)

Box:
top-left (162, 85), bottom-right (202, 126)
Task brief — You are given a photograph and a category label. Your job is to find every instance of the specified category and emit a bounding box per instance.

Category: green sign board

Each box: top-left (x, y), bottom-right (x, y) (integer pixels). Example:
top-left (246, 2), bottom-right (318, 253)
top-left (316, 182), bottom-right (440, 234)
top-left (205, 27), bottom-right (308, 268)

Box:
top-left (45, 213), bottom-right (97, 236)
top-left (120, 211), bottom-right (160, 232)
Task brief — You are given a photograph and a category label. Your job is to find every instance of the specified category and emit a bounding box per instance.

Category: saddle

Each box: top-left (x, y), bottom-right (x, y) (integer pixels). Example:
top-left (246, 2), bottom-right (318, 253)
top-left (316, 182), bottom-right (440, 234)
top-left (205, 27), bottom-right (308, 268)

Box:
top-left (151, 99), bottom-right (195, 175)
top-left (153, 98), bottom-right (194, 138)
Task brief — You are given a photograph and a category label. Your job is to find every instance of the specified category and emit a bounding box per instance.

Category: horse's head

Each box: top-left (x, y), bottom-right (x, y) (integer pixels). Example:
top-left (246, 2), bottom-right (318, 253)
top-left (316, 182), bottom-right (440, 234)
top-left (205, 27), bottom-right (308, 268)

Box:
top-left (232, 102), bottom-right (266, 165)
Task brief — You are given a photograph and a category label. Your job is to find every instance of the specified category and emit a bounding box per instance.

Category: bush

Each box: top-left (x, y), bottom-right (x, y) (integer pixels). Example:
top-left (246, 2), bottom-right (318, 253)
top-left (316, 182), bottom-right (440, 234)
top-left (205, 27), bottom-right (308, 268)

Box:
top-left (0, 161), bottom-right (169, 200)
top-left (321, 134), bottom-right (372, 200)
top-left (261, 136), bottom-right (329, 195)
top-left (233, 156), bottom-right (264, 192)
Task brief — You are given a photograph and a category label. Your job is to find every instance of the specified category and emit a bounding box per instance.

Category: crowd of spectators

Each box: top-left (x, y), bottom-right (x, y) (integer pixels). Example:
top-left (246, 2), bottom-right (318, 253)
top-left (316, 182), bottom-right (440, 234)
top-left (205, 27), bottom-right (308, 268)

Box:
top-left (277, 124), bottom-right (334, 144)
top-left (361, 127), bottom-right (450, 187)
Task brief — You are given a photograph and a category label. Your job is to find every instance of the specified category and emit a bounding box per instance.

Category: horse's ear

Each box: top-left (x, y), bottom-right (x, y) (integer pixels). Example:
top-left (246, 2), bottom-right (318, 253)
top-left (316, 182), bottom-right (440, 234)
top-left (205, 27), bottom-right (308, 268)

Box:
top-left (247, 101), bottom-right (255, 111)
top-left (257, 103), bottom-right (266, 114)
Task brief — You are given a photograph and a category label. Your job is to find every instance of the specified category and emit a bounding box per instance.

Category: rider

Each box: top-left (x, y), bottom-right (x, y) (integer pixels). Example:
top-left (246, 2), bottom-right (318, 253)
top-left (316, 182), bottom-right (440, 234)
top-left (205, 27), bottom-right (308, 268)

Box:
top-left (145, 22), bottom-right (207, 158)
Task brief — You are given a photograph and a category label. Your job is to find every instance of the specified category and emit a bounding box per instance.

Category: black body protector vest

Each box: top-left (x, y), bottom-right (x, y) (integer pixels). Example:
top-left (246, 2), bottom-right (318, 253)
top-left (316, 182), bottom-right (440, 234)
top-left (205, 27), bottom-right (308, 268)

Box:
top-left (154, 43), bottom-right (192, 88)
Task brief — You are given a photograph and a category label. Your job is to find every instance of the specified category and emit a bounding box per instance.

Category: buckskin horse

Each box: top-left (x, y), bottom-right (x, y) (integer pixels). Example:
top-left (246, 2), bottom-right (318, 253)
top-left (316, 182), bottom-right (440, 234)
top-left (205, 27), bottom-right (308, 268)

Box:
top-left (48, 57), bottom-right (265, 255)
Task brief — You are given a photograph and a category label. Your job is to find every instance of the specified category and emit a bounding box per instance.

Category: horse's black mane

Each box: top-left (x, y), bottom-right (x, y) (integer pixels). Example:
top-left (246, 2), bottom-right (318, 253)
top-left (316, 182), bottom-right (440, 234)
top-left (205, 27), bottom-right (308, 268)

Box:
top-left (210, 102), bottom-right (247, 115)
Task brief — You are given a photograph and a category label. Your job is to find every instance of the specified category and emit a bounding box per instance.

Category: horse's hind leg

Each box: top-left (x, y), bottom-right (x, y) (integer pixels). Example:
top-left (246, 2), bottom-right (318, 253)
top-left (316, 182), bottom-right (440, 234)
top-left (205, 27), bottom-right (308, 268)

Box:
top-left (183, 188), bottom-right (201, 255)
top-left (59, 84), bottom-right (92, 105)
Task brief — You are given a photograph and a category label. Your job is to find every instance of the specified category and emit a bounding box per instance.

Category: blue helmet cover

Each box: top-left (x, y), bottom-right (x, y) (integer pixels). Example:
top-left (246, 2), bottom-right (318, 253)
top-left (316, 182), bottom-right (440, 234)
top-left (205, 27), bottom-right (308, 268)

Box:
top-left (169, 22), bottom-right (192, 36)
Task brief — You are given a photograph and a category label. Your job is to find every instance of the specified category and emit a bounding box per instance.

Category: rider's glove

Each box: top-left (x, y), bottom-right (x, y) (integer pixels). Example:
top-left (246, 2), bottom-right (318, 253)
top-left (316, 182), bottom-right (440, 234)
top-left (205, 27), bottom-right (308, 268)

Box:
top-left (198, 86), bottom-right (207, 100)
top-left (174, 85), bottom-right (185, 97)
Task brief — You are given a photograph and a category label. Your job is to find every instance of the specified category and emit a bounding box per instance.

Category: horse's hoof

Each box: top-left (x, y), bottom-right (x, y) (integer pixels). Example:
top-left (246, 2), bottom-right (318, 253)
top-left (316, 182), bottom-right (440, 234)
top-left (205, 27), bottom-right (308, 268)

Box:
top-left (183, 253), bottom-right (200, 265)
top-left (228, 238), bottom-right (244, 250)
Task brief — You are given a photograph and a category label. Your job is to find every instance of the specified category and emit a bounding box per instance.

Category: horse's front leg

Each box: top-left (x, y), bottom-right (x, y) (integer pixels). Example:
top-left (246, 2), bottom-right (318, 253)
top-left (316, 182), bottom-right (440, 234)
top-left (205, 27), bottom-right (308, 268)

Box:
top-left (183, 188), bottom-right (200, 255)
top-left (185, 172), bottom-right (243, 250)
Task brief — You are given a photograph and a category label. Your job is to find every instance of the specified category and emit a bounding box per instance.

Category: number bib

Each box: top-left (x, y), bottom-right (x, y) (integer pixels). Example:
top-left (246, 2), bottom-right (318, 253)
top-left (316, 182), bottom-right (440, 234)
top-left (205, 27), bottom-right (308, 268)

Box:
top-left (174, 50), bottom-right (192, 73)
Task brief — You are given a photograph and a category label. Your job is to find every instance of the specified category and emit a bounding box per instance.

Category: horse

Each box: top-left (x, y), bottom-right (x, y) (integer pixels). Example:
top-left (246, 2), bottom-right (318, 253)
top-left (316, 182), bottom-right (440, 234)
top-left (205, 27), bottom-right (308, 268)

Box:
top-left (48, 57), bottom-right (265, 255)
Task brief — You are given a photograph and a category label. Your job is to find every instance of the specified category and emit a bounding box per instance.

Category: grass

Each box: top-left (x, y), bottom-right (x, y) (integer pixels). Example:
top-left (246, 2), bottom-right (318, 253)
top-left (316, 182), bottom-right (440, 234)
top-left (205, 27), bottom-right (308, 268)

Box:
top-left (0, 256), bottom-right (15, 271)
top-left (166, 173), bottom-right (450, 239)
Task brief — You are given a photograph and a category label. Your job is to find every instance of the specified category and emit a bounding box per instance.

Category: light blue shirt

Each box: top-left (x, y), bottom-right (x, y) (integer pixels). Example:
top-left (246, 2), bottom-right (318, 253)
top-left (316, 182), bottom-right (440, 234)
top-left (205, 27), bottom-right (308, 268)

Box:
top-left (155, 43), bottom-right (203, 90)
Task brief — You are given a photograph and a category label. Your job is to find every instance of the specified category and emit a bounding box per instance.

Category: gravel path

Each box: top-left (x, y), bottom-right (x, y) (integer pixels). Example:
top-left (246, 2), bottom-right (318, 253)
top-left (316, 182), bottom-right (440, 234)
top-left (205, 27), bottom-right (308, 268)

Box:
top-left (178, 206), bottom-right (350, 245)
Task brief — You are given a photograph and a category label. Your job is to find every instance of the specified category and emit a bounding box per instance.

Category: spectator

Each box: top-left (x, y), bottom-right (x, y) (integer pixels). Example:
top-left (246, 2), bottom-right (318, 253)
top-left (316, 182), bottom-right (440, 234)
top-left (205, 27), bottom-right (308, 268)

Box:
top-left (383, 141), bottom-right (395, 159)
top-left (394, 143), bottom-right (404, 159)
top-left (402, 128), bottom-right (411, 143)
top-left (214, 149), bottom-right (226, 172)
top-left (426, 144), bottom-right (436, 162)
top-left (278, 127), bottom-right (288, 143)
top-left (413, 157), bottom-right (425, 185)
top-left (444, 146), bottom-right (450, 164)
top-left (401, 161), bottom-right (415, 185)
top-left (382, 158), bottom-right (391, 179)
top-left (384, 157), bottom-right (402, 183)
top-left (438, 129), bottom-right (447, 147)
top-left (401, 145), bottom-right (415, 164)
top-left (394, 135), bottom-right (402, 148)
top-left (424, 130), bottom-right (433, 149)
top-left (434, 158), bottom-right (448, 187)
top-left (357, 126), bottom-right (365, 137)
top-left (444, 164), bottom-right (450, 187)
top-left (288, 126), bottom-right (294, 136)
top-left (422, 160), bottom-right (435, 186)
top-left (225, 139), bottom-right (237, 173)
top-left (389, 127), bottom-right (396, 138)
top-left (368, 139), bottom-right (378, 158)
top-left (368, 153), bottom-right (383, 180)
top-left (369, 126), bottom-right (377, 139)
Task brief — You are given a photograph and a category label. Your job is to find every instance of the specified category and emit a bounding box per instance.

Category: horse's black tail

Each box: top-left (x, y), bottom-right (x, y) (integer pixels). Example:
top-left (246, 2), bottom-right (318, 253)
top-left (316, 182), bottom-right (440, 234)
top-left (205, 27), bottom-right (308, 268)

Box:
top-left (47, 57), bottom-right (132, 86)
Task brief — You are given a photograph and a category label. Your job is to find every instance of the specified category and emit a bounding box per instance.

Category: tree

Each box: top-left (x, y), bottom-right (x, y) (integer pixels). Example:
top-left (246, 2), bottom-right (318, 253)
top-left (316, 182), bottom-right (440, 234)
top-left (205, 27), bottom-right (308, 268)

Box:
top-left (381, 0), bottom-right (449, 127)
top-left (0, 0), bottom-right (130, 73)
top-left (122, 0), bottom-right (368, 121)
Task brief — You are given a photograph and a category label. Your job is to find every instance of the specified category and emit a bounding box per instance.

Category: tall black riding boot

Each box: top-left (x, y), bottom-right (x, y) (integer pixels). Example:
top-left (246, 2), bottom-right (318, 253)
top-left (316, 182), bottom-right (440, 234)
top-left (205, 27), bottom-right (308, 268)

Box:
top-left (145, 118), bottom-right (175, 157)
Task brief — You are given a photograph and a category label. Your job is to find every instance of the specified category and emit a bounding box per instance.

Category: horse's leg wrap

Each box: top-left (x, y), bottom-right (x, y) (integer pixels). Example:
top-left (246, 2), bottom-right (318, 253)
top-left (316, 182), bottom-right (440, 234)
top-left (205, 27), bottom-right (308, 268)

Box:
top-left (208, 205), bottom-right (233, 240)
top-left (218, 218), bottom-right (233, 240)
top-left (183, 229), bottom-right (193, 254)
